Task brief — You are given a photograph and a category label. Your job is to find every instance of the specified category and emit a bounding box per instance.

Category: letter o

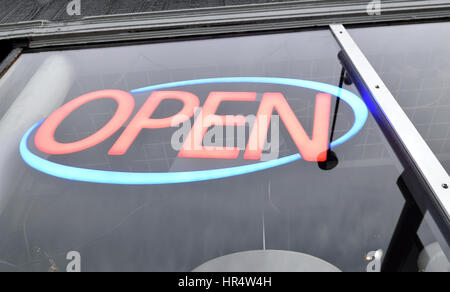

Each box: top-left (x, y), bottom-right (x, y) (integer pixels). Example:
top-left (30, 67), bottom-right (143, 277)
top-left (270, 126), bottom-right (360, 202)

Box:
top-left (35, 90), bottom-right (135, 155)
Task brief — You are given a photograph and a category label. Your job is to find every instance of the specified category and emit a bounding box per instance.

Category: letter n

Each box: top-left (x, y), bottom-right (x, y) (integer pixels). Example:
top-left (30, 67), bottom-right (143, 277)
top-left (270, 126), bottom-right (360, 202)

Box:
top-left (244, 92), bottom-right (331, 162)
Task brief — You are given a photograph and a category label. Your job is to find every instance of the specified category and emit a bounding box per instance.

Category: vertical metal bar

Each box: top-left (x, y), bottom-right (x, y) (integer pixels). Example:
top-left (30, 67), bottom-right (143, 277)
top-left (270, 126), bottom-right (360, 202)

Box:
top-left (330, 24), bottom-right (450, 260)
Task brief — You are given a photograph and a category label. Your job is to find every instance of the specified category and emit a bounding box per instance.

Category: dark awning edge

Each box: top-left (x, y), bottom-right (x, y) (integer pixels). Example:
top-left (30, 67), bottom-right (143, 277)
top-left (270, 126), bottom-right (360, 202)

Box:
top-left (1, 0), bottom-right (450, 49)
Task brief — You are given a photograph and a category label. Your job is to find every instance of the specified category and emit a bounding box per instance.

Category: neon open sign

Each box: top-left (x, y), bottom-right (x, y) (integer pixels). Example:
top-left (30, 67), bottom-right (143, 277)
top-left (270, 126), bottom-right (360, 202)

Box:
top-left (20, 77), bottom-right (368, 185)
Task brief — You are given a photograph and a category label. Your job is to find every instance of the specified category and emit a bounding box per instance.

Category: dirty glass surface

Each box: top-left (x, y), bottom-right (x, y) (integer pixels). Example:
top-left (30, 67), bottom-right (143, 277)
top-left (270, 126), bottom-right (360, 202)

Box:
top-left (0, 30), bottom-right (407, 272)
top-left (350, 22), bottom-right (450, 174)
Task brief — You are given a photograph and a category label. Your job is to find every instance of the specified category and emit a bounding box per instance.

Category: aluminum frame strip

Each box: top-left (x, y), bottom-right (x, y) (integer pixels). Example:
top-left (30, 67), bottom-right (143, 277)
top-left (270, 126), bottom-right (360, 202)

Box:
top-left (1, 0), bottom-right (450, 48)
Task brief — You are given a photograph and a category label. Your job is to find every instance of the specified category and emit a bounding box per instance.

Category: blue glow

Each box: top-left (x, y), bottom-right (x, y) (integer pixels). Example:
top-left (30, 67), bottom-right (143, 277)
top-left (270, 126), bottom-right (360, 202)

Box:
top-left (20, 77), bottom-right (368, 185)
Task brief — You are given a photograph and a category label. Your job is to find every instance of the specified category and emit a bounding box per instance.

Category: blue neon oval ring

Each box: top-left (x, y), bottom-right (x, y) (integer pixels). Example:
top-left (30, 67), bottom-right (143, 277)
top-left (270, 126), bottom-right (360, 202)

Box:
top-left (20, 77), bottom-right (368, 185)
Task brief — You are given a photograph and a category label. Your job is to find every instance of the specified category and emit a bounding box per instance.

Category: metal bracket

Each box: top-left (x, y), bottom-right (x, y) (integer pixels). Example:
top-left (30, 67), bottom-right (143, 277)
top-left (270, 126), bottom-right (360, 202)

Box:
top-left (0, 48), bottom-right (22, 79)
top-left (382, 172), bottom-right (425, 272)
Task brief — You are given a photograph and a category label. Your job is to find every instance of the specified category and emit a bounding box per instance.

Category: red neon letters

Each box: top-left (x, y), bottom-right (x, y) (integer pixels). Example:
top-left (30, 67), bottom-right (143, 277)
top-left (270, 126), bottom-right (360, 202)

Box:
top-left (35, 90), bottom-right (135, 155)
top-left (36, 90), bottom-right (332, 162)
top-left (178, 92), bottom-right (256, 159)
top-left (244, 93), bottom-right (331, 162)
top-left (109, 91), bottom-right (199, 155)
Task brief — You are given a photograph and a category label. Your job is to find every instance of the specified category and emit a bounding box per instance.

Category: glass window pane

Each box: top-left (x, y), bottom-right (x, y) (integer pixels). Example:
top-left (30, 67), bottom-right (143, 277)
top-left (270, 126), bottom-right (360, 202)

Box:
top-left (0, 30), bottom-right (407, 272)
top-left (349, 22), bottom-right (450, 174)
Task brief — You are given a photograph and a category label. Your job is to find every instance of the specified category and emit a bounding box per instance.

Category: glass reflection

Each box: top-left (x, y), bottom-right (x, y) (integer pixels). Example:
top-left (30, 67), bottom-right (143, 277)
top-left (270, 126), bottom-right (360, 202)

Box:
top-left (0, 30), bottom-right (406, 272)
